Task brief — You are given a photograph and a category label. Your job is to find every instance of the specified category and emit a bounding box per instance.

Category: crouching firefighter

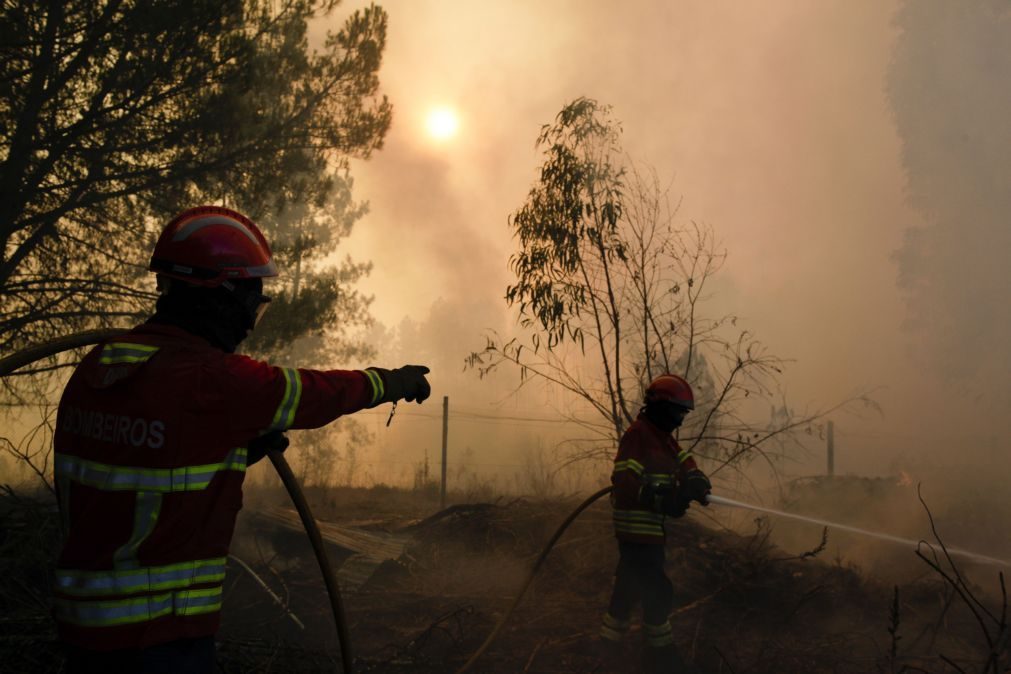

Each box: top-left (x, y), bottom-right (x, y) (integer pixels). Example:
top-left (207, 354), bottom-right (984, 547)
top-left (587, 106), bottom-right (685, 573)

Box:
top-left (53, 206), bottom-right (431, 674)
top-left (599, 374), bottom-right (711, 673)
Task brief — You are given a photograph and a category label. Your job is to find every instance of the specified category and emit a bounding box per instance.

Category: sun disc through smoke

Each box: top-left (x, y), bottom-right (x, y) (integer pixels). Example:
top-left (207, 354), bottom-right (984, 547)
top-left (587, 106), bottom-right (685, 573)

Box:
top-left (426, 107), bottom-right (459, 141)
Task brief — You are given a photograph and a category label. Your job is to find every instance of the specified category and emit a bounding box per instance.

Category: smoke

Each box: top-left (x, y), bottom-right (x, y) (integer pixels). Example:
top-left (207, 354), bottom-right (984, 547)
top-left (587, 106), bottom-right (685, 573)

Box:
top-left (326, 0), bottom-right (1010, 485)
top-left (887, 0), bottom-right (1011, 424)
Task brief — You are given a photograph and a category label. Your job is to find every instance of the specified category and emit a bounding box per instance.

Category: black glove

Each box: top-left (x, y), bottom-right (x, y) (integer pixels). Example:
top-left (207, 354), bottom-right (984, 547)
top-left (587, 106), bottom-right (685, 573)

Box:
top-left (367, 365), bottom-right (431, 405)
top-left (639, 480), bottom-right (689, 518)
top-left (638, 481), bottom-right (670, 513)
top-left (661, 488), bottom-right (691, 518)
top-left (682, 469), bottom-right (711, 505)
top-left (247, 430), bottom-right (289, 466)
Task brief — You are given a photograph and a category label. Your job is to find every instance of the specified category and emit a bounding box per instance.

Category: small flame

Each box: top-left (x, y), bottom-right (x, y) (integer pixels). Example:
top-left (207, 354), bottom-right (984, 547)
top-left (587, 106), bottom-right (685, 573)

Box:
top-left (896, 470), bottom-right (913, 487)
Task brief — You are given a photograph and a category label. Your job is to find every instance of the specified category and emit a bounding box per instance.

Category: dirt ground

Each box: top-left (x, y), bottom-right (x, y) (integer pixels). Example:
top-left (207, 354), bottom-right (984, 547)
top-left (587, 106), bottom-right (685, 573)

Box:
top-left (1, 483), bottom-right (1006, 673)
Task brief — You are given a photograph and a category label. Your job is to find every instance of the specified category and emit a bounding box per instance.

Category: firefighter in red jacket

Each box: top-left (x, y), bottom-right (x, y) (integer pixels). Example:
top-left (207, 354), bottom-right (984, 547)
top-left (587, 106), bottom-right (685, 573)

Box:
top-left (599, 374), bottom-right (711, 673)
top-left (53, 206), bottom-right (431, 673)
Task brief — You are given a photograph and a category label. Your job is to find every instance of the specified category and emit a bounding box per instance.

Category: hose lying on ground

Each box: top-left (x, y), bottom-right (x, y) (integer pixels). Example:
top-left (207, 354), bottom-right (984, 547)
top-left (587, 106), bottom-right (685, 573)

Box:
top-left (0, 331), bottom-right (355, 673)
top-left (455, 485), bottom-right (615, 674)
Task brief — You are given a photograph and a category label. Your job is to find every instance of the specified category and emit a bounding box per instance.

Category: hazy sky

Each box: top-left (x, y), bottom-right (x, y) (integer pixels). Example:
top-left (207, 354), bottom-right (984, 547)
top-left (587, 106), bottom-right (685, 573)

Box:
top-left (320, 0), bottom-right (1009, 480)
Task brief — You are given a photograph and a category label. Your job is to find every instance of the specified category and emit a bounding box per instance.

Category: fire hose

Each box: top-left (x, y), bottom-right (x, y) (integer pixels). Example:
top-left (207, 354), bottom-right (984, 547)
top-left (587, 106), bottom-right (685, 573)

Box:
top-left (17, 334), bottom-right (1006, 672)
top-left (456, 485), bottom-right (614, 673)
top-left (0, 331), bottom-right (356, 673)
top-left (458, 490), bottom-right (1011, 672)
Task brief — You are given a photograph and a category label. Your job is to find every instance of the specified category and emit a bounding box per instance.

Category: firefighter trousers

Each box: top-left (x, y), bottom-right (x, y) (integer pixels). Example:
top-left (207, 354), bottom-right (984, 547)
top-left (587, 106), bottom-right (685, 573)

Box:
top-left (607, 541), bottom-right (673, 626)
top-left (63, 635), bottom-right (215, 674)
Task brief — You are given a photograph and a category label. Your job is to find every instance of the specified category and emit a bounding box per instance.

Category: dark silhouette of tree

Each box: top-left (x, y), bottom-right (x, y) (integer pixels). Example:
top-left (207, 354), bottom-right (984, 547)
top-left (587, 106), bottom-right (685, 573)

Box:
top-left (0, 0), bottom-right (391, 369)
top-left (887, 0), bottom-right (1011, 405)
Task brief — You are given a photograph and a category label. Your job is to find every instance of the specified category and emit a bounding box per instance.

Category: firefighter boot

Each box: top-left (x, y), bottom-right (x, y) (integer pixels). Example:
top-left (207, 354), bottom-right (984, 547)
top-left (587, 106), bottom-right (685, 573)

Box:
top-left (596, 612), bottom-right (630, 671)
top-left (642, 644), bottom-right (694, 673)
top-left (642, 622), bottom-right (690, 673)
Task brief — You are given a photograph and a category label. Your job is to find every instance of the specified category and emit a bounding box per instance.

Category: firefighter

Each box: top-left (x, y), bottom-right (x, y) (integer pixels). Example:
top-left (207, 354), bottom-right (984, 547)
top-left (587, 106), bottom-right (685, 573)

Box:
top-left (599, 374), bottom-right (711, 673)
top-left (52, 205), bottom-right (431, 673)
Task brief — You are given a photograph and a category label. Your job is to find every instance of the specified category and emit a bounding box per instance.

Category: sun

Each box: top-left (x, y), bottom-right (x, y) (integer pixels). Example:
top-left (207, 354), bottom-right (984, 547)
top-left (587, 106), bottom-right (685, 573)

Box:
top-left (425, 106), bottom-right (459, 141)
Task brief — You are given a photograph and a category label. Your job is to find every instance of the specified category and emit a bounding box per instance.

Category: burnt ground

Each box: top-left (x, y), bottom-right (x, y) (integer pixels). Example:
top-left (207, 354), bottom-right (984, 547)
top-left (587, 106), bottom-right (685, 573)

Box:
top-left (1, 483), bottom-right (1007, 673)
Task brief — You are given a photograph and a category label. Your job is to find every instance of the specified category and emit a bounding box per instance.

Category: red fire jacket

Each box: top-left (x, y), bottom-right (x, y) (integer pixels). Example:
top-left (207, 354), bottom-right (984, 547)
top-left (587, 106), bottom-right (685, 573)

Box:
top-left (610, 414), bottom-right (699, 544)
top-left (53, 322), bottom-right (385, 651)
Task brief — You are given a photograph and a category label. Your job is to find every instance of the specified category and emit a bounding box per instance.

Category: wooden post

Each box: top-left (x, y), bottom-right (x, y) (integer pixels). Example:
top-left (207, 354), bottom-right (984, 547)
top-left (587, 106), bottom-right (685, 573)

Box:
top-left (441, 396), bottom-right (449, 508)
top-left (827, 420), bottom-right (835, 477)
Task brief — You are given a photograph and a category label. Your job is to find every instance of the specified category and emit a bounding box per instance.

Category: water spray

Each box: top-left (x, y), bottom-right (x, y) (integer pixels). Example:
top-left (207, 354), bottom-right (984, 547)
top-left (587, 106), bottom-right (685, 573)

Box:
top-left (707, 493), bottom-right (1011, 568)
top-left (457, 486), bottom-right (1010, 672)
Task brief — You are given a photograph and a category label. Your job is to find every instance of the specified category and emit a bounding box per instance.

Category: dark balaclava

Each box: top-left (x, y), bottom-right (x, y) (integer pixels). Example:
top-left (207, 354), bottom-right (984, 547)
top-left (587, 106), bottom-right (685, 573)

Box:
top-left (642, 399), bottom-right (689, 434)
top-left (150, 278), bottom-right (264, 353)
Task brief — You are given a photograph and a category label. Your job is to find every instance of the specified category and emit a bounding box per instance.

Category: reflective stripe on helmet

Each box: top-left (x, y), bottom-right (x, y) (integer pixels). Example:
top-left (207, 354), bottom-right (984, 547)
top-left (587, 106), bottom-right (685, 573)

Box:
top-left (55, 447), bottom-right (248, 492)
top-left (268, 368), bottom-right (303, 431)
top-left (56, 557), bottom-right (227, 597)
top-left (172, 215), bottom-right (260, 244)
top-left (53, 586), bottom-right (223, 627)
top-left (150, 205), bottom-right (277, 286)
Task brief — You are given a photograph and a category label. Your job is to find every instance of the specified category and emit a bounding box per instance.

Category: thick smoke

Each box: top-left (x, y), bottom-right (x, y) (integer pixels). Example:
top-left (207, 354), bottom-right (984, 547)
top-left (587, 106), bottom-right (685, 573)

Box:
top-left (888, 0), bottom-right (1011, 422)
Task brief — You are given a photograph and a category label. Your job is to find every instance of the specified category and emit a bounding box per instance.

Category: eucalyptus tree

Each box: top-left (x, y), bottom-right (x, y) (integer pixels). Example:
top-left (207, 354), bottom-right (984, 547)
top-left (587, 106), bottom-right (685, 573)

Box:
top-left (471, 98), bottom-right (823, 473)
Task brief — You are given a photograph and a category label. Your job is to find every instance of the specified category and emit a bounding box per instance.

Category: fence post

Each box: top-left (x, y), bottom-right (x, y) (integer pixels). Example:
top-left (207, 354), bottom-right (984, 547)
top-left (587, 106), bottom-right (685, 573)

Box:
top-left (441, 396), bottom-right (449, 508)
top-left (827, 420), bottom-right (835, 477)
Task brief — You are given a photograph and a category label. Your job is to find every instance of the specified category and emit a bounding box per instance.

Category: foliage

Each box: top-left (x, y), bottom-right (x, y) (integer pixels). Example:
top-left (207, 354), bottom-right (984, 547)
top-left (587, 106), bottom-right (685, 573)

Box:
top-left (242, 168), bottom-right (376, 367)
top-left (469, 97), bottom-right (819, 472)
top-left (913, 486), bottom-right (1009, 673)
top-left (0, 0), bottom-right (391, 372)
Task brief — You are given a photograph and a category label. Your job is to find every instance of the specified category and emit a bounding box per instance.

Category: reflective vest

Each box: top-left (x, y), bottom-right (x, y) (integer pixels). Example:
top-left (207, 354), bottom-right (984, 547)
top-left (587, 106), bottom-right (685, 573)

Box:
top-left (610, 414), bottom-right (698, 544)
top-left (53, 322), bottom-right (382, 650)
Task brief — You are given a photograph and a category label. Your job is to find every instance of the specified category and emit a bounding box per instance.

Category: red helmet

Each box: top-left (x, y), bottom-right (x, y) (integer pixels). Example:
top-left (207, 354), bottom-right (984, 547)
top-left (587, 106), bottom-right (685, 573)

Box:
top-left (149, 206), bottom-right (277, 287)
top-left (645, 374), bottom-right (694, 410)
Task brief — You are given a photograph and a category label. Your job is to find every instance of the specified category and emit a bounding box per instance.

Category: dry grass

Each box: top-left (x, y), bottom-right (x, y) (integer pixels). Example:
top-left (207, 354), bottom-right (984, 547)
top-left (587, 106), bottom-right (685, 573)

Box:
top-left (0, 483), bottom-right (1003, 673)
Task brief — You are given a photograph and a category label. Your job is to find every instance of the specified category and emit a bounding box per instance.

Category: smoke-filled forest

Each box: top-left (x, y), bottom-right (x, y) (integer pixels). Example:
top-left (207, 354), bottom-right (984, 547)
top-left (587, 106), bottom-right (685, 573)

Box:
top-left (1, 1), bottom-right (1008, 672)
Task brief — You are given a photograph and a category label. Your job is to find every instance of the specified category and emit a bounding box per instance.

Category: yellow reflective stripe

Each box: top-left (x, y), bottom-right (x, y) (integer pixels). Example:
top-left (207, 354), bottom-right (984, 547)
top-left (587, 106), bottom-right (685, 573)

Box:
top-left (613, 508), bottom-right (665, 535)
top-left (113, 491), bottom-right (162, 568)
top-left (644, 621), bottom-right (675, 646)
top-left (614, 523), bottom-right (664, 536)
top-left (55, 447), bottom-right (248, 493)
top-left (677, 449), bottom-right (693, 463)
top-left (602, 613), bottom-right (630, 631)
top-left (269, 368), bottom-right (302, 431)
top-left (600, 624), bottom-right (625, 642)
top-left (53, 585), bottom-right (223, 627)
top-left (363, 369), bottom-right (384, 405)
top-left (614, 523), bottom-right (664, 533)
top-left (645, 620), bottom-right (673, 634)
top-left (613, 459), bottom-right (644, 476)
top-left (613, 509), bottom-right (664, 523)
top-left (99, 343), bottom-right (159, 365)
top-left (175, 587), bottom-right (223, 616)
top-left (56, 557), bottom-right (227, 597)
top-left (644, 472), bottom-right (674, 485)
